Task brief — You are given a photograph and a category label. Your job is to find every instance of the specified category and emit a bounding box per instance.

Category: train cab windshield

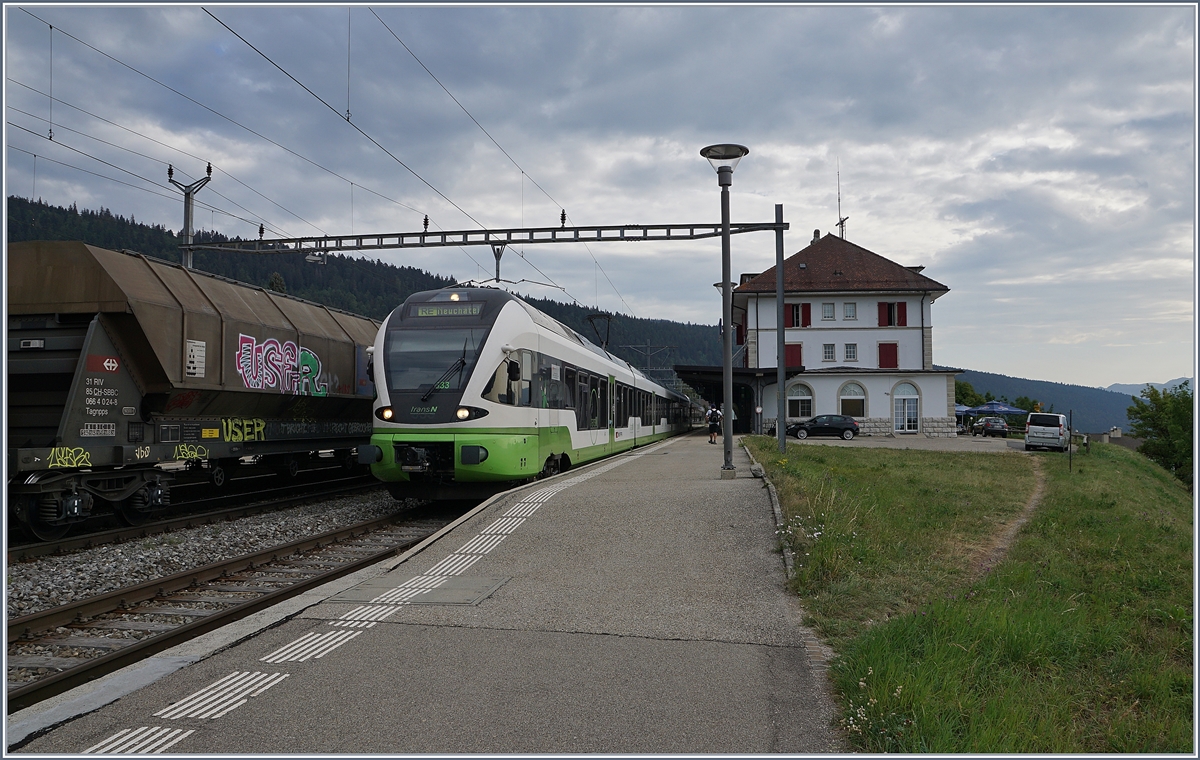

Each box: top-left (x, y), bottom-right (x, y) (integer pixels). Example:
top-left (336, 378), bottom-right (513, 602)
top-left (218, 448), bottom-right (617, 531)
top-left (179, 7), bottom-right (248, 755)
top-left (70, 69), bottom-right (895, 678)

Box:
top-left (384, 327), bottom-right (488, 396)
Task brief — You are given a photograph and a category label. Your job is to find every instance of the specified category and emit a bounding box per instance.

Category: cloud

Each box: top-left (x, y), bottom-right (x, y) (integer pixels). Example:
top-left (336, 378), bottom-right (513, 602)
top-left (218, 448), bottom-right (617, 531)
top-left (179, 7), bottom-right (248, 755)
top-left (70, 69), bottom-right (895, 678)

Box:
top-left (4, 4), bottom-right (1193, 387)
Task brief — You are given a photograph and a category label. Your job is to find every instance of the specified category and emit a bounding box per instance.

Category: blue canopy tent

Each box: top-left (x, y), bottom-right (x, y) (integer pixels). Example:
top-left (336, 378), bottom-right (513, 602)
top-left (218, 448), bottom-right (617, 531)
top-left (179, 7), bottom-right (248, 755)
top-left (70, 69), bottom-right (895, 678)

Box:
top-left (964, 400), bottom-right (1028, 416)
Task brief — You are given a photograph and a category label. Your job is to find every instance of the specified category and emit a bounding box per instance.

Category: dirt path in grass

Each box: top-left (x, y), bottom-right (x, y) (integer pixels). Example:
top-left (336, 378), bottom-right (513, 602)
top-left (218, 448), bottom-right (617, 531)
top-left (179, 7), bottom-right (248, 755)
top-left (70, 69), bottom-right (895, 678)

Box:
top-left (970, 454), bottom-right (1046, 580)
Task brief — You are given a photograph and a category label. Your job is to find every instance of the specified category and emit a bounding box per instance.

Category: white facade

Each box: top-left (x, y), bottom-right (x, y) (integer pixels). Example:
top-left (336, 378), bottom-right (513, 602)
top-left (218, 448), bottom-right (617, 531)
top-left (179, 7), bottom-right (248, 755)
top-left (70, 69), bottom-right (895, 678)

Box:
top-left (732, 235), bottom-right (957, 437)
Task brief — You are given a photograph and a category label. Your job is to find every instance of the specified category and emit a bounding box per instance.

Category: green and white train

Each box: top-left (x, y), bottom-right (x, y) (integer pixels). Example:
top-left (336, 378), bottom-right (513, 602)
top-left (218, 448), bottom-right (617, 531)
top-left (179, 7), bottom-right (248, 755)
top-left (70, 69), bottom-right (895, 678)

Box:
top-left (360, 287), bottom-right (691, 500)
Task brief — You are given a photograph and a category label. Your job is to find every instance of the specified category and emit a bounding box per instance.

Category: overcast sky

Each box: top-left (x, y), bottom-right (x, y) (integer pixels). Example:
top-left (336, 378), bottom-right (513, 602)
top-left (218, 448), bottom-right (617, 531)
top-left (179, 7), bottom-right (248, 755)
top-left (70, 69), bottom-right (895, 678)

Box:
top-left (4, 4), bottom-right (1195, 389)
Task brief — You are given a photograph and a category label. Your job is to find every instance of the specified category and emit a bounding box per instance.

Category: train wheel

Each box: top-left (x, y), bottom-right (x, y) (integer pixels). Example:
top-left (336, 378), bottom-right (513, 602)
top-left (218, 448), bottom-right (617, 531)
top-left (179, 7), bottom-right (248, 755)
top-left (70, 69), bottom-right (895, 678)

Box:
top-left (539, 455), bottom-right (561, 479)
top-left (20, 494), bottom-right (70, 542)
top-left (209, 461), bottom-right (228, 488)
top-left (115, 488), bottom-right (152, 527)
top-left (277, 458), bottom-right (300, 479)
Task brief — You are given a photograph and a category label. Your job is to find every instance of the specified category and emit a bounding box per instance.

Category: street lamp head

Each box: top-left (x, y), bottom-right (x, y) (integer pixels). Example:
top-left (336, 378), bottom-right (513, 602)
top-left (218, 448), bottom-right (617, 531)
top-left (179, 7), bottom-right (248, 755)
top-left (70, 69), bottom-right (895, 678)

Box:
top-left (700, 144), bottom-right (749, 173)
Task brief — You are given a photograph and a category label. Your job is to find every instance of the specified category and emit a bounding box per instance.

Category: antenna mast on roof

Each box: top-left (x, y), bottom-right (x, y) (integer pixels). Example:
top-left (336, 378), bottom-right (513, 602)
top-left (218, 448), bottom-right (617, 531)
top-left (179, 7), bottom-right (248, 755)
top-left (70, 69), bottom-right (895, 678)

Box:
top-left (836, 158), bottom-right (849, 240)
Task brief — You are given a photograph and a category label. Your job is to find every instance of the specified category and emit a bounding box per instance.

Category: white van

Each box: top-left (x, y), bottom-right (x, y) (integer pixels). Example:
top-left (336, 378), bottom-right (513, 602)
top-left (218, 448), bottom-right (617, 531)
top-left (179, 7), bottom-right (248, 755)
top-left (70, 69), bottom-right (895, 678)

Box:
top-left (1025, 413), bottom-right (1068, 452)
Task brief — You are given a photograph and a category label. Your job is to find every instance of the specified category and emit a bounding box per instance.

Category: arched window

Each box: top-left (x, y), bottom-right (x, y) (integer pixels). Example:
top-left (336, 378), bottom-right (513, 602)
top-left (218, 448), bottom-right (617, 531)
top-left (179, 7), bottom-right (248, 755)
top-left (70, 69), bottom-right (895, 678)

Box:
top-left (893, 382), bottom-right (919, 432)
top-left (786, 383), bottom-right (813, 419)
top-left (840, 382), bottom-right (866, 417)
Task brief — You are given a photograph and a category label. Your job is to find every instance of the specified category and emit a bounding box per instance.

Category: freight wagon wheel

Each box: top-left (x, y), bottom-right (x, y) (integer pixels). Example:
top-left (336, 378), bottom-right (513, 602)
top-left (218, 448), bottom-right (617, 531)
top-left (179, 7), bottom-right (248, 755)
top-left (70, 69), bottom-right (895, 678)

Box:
top-left (19, 494), bottom-right (70, 542)
top-left (209, 460), bottom-right (233, 488)
top-left (115, 488), bottom-right (153, 527)
top-left (277, 458), bottom-right (300, 479)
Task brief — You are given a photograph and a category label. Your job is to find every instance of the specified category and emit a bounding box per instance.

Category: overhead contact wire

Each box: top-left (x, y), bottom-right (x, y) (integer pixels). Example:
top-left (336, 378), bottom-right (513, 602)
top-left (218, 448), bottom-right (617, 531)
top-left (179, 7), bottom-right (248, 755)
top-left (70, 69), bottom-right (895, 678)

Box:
top-left (370, 8), bottom-right (633, 316)
top-left (16, 10), bottom-right (487, 277)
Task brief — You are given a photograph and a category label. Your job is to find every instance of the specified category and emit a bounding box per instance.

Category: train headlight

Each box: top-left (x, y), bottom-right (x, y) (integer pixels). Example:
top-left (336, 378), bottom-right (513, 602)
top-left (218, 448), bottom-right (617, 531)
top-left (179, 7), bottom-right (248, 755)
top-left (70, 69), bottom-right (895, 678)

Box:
top-left (453, 406), bottom-right (489, 421)
top-left (376, 406), bottom-right (394, 421)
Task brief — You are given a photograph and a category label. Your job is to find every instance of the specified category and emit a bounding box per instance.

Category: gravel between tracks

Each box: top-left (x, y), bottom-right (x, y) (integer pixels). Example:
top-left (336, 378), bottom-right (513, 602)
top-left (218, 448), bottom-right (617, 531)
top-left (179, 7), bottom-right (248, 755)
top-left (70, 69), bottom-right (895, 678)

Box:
top-left (7, 490), bottom-right (413, 618)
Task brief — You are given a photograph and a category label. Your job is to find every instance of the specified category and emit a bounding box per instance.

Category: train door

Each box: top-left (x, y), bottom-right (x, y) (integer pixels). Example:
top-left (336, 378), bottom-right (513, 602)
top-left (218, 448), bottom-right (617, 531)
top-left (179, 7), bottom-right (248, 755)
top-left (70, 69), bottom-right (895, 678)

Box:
top-left (602, 376), bottom-right (612, 446)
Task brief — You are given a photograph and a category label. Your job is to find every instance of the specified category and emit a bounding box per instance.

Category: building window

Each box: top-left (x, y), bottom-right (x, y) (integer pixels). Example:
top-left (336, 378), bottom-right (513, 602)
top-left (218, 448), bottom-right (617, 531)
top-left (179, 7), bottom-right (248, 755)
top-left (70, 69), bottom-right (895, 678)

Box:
top-left (844, 343), bottom-right (858, 361)
top-left (822, 343), bottom-right (835, 362)
top-left (893, 382), bottom-right (919, 433)
top-left (877, 301), bottom-right (908, 327)
top-left (786, 383), bottom-right (813, 419)
top-left (840, 382), bottom-right (866, 417)
top-left (844, 302), bottom-right (857, 320)
top-left (878, 342), bottom-right (899, 369)
top-left (783, 303), bottom-right (800, 328)
top-left (822, 302), bottom-right (835, 321)
top-left (784, 343), bottom-right (803, 367)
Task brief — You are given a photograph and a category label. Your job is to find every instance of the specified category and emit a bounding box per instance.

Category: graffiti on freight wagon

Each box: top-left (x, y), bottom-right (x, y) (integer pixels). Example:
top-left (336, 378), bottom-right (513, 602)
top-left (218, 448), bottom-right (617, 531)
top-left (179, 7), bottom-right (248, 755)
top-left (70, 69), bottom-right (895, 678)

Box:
top-left (48, 447), bottom-right (92, 468)
top-left (235, 334), bottom-right (328, 397)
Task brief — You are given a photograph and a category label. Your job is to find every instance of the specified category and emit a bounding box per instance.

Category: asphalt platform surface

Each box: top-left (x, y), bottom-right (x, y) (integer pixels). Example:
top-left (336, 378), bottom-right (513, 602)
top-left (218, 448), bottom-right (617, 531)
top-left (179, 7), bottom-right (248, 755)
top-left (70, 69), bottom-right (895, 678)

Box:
top-left (12, 432), bottom-right (845, 754)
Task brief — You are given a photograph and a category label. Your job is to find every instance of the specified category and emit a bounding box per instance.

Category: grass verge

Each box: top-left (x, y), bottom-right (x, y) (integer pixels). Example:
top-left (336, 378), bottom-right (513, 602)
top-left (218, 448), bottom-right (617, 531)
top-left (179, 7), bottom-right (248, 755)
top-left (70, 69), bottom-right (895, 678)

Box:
top-left (745, 437), bottom-right (1193, 752)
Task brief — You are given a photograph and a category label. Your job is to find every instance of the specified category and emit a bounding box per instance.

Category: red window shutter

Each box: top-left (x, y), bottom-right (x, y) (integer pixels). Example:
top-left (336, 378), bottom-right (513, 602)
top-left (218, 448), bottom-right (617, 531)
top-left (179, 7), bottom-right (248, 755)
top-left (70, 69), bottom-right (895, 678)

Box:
top-left (878, 302), bottom-right (890, 327)
top-left (879, 342), bottom-right (898, 369)
top-left (784, 344), bottom-right (803, 367)
top-left (783, 304), bottom-right (794, 328)
top-left (801, 303), bottom-right (812, 327)
top-left (897, 302), bottom-right (907, 326)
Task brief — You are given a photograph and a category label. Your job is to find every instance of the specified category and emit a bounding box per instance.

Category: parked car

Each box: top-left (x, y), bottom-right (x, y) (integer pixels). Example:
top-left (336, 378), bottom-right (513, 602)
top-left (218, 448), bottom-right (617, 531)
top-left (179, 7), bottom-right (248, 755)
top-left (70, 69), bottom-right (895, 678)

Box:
top-left (972, 417), bottom-right (1010, 438)
top-left (787, 415), bottom-right (860, 440)
top-left (1025, 412), bottom-right (1068, 452)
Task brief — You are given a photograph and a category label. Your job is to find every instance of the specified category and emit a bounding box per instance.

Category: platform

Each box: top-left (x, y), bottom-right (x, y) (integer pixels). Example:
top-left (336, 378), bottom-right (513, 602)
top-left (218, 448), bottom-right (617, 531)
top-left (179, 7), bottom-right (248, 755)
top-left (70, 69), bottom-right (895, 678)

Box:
top-left (10, 433), bottom-right (843, 753)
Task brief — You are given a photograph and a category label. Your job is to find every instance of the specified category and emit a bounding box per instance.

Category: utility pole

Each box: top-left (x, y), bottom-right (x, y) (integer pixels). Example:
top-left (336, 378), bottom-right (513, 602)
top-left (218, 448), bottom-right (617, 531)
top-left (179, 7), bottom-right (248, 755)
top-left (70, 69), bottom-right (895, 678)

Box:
top-left (169, 163), bottom-right (212, 269)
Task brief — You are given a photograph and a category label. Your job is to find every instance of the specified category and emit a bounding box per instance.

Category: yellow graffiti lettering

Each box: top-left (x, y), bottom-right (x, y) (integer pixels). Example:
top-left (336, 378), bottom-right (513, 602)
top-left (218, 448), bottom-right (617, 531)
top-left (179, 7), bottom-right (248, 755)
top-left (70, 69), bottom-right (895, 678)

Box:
top-left (48, 447), bottom-right (91, 468)
top-left (222, 417), bottom-right (266, 443)
top-left (174, 443), bottom-right (209, 460)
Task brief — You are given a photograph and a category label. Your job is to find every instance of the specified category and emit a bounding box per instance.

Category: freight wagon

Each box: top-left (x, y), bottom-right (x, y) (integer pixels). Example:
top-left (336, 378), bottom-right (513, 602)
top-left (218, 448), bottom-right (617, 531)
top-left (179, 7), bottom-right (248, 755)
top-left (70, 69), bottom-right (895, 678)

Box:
top-left (7, 241), bottom-right (379, 540)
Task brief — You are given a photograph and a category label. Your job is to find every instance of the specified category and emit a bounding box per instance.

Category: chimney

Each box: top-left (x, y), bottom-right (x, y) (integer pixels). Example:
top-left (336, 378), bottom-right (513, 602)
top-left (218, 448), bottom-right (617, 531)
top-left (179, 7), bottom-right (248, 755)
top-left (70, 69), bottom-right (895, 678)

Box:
top-left (812, 229), bottom-right (820, 243)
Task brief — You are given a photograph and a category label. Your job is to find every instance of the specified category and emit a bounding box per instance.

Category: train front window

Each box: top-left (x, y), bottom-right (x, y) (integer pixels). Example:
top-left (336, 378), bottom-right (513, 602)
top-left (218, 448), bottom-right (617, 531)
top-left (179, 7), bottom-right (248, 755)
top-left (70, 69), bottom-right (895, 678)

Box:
top-left (384, 327), bottom-right (487, 394)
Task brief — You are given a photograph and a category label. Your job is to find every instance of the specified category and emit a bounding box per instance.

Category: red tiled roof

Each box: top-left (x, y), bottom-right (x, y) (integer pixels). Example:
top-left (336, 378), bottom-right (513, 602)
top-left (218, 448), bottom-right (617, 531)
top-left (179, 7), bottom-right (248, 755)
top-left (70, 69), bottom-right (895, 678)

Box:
top-left (735, 233), bottom-right (949, 294)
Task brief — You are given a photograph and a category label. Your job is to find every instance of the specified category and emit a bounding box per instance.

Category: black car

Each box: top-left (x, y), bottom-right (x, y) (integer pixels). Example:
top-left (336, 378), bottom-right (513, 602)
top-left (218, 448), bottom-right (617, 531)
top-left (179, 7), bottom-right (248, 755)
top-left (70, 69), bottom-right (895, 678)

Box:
top-left (786, 415), bottom-right (860, 440)
top-left (972, 417), bottom-right (1009, 438)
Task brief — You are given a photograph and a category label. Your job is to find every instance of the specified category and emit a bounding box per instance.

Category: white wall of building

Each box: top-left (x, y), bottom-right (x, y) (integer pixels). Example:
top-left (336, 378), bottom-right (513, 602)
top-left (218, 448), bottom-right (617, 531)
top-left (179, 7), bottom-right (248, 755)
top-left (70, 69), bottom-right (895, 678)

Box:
top-left (743, 293), bottom-right (931, 371)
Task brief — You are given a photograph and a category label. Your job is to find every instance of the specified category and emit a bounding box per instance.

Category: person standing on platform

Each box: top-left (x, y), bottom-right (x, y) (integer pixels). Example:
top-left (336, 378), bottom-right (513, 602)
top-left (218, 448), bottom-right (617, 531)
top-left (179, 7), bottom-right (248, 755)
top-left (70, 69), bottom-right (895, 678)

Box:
top-left (707, 403), bottom-right (722, 444)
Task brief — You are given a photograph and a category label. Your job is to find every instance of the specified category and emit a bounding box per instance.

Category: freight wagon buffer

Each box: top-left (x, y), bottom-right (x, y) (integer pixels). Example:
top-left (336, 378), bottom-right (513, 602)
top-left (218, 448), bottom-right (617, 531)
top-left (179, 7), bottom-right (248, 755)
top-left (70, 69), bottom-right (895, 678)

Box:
top-left (7, 241), bottom-right (379, 540)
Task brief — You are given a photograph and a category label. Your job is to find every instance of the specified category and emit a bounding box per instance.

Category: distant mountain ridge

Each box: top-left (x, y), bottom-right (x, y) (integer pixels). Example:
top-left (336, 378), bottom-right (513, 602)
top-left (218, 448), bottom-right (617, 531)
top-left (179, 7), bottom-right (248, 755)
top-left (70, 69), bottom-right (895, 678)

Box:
top-left (1105, 378), bottom-right (1192, 396)
top-left (957, 369), bottom-right (1142, 434)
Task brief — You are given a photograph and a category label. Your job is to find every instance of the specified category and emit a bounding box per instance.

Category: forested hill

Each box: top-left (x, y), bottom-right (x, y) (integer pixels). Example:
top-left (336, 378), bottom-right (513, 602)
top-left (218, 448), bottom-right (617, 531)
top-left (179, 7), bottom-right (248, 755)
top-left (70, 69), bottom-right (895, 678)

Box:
top-left (6, 195), bottom-right (721, 370)
top-left (956, 369), bottom-right (1136, 434)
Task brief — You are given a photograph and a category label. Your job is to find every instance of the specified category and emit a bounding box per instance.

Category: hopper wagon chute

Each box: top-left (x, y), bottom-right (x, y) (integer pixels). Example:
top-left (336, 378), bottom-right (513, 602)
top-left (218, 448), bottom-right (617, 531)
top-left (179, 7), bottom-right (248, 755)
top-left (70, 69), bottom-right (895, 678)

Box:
top-left (7, 240), bottom-right (379, 540)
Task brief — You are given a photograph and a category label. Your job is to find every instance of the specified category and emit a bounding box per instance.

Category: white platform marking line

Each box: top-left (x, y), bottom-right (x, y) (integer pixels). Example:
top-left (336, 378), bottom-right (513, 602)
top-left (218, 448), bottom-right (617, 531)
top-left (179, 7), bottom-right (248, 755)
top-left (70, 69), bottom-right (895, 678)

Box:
top-left (482, 517), bottom-right (525, 533)
top-left (154, 671), bottom-right (288, 719)
top-left (328, 605), bottom-right (400, 626)
top-left (503, 503), bottom-right (541, 518)
top-left (456, 534), bottom-right (506, 554)
top-left (85, 726), bottom-right (195, 755)
top-left (260, 630), bottom-right (361, 663)
top-left (369, 586), bottom-right (432, 604)
top-left (398, 575), bottom-right (451, 589)
top-left (141, 727), bottom-right (195, 754)
top-left (424, 553), bottom-right (481, 576)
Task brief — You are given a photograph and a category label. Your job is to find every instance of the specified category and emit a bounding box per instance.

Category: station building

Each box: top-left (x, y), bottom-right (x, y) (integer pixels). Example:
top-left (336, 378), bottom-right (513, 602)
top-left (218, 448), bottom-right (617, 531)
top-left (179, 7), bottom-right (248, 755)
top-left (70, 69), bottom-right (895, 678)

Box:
top-left (677, 230), bottom-right (959, 437)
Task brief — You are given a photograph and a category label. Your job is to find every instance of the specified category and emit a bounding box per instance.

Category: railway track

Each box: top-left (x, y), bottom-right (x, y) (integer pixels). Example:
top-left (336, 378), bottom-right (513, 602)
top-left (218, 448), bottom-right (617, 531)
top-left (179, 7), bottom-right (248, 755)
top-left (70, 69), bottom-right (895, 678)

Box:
top-left (6, 504), bottom-right (464, 713)
top-left (8, 473), bottom-right (382, 563)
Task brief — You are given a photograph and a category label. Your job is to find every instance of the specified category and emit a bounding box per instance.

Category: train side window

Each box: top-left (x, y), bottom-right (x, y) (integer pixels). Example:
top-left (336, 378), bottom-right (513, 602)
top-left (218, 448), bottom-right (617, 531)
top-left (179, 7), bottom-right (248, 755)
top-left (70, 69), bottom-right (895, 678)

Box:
top-left (482, 358), bottom-right (517, 405)
top-left (588, 375), bottom-right (600, 429)
top-left (576, 371), bottom-right (589, 429)
top-left (599, 379), bottom-right (609, 428)
top-left (518, 350), bottom-right (533, 407)
top-left (564, 367), bottom-right (576, 410)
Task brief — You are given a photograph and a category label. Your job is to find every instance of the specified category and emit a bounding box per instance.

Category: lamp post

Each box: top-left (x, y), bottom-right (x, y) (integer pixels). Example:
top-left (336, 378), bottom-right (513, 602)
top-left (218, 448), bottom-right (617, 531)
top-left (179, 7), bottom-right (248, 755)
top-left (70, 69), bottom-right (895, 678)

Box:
top-left (700, 143), bottom-right (749, 477)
